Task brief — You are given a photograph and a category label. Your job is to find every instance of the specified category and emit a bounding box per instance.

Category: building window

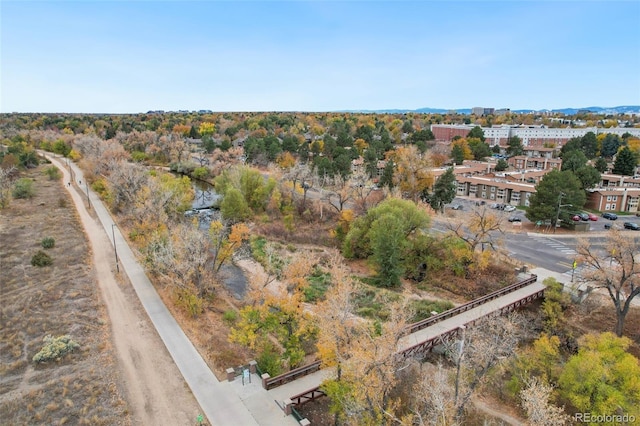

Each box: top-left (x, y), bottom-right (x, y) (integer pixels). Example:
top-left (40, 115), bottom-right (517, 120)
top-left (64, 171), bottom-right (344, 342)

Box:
top-left (605, 204), bottom-right (611, 210)
top-left (491, 187), bottom-right (496, 193)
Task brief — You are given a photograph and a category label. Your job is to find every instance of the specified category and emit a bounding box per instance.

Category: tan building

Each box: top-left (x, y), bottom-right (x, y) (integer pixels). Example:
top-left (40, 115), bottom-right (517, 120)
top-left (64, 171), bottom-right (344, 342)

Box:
top-left (455, 175), bottom-right (536, 206)
top-left (508, 155), bottom-right (562, 171)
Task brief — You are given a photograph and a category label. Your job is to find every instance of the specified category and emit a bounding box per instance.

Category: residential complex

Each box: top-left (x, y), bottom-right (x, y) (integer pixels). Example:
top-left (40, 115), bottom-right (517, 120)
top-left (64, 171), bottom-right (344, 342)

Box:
top-left (431, 124), bottom-right (640, 147)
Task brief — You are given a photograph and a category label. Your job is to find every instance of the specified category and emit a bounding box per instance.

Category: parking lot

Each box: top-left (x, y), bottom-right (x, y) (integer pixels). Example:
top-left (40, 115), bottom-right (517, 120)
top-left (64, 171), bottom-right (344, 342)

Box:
top-left (447, 197), bottom-right (640, 232)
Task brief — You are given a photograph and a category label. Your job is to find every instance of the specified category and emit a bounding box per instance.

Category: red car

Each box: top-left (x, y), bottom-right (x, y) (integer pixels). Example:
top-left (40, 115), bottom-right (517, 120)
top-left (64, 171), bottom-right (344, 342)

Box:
top-left (571, 215), bottom-right (581, 221)
top-left (588, 213), bottom-right (598, 221)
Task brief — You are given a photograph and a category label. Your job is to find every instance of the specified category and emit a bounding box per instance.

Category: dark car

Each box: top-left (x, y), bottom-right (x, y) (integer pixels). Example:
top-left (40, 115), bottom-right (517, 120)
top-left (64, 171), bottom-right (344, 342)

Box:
top-left (508, 216), bottom-right (522, 222)
top-left (602, 212), bottom-right (618, 220)
top-left (623, 222), bottom-right (640, 230)
top-left (578, 213), bottom-right (590, 221)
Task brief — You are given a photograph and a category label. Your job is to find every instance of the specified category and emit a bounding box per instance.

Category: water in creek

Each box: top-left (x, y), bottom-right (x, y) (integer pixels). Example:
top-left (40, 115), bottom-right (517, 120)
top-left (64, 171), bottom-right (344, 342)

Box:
top-left (189, 179), bottom-right (249, 299)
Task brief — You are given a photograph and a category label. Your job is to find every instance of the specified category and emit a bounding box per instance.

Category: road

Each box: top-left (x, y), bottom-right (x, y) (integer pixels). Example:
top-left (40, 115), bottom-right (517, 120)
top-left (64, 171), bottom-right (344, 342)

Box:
top-left (434, 197), bottom-right (640, 274)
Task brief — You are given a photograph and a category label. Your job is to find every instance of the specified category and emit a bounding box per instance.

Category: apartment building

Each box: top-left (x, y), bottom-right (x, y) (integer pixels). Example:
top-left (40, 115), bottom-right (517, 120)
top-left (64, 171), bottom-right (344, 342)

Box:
top-left (585, 187), bottom-right (640, 213)
top-left (431, 124), bottom-right (640, 147)
top-left (455, 175), bottom-right (536, 207)
top-left (508, 155), bottom-right (562, 171)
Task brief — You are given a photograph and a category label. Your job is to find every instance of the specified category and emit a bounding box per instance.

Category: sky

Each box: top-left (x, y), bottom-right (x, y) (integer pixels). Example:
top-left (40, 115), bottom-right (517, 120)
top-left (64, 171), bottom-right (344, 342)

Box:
top-left (1, 1), bottom-right (639, 113)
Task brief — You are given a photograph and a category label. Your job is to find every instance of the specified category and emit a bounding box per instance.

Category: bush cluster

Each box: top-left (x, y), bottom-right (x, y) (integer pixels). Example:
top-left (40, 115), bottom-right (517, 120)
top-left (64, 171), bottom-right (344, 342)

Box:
top-left (41, 237), bottom-right (55, 249)
top-left (12, 178), bottom-right (35, 199)
top-left (32, 335), bottom-right (80, 363)
top-left (31, 250), bottom-right (53, 267)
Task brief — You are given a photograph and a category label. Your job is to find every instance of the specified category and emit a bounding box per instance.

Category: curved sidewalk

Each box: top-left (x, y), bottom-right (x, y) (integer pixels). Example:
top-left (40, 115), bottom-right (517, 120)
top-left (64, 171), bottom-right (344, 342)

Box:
top-left (48, 155), bottom-right (260, 426)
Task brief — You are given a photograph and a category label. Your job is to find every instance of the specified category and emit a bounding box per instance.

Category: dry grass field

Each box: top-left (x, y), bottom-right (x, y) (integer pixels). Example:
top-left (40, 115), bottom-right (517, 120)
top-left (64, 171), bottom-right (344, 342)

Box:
top-left (0, 165), bottom-right (130, 425)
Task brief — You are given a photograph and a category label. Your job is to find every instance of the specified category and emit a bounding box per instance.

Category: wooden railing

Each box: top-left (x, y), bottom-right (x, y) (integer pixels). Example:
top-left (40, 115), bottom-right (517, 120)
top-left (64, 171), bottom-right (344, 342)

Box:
top-left (290, 386), bottom-right (327, 407)
top-left (404, 274), bottom-right (537, 335)
top-left (265, 361), bottom-right (321, 390)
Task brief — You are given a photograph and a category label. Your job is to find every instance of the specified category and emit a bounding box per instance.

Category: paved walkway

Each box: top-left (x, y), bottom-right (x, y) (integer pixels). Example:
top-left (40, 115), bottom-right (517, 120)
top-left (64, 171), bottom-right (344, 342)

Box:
top-left (48, 156), bottom-right (269, 426)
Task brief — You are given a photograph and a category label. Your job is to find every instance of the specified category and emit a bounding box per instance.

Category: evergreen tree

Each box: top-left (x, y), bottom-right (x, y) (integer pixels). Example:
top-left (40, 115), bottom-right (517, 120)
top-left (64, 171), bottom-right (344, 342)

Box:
top-left (612, 146), bottom-right (638, 176)
top-left (451, 145), bottom-right (465, 165)
top-left (506, 136), bottom-right (524, 156)
top-left (423, 167), bottom-right (456, 213)
top-left (594, 156), bottom-right (608, 173)
top-left (494, 158), bottom-right (508, 171)
top-left (379, 159), bottom-right (395, 190)
top-left (467, 126), bottom-right (485, 142)
top-left (526, 170), bottom-right (585, 227)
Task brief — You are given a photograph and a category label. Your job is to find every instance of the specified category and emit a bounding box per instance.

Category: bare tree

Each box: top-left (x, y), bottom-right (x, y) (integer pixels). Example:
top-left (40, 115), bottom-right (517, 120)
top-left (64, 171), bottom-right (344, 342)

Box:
top-left (520, 378), bottom-right (568, 426)
top-left (0, 166), bottom-right (16, 208)
top-left (411, 363), bottom-right (460, 426)
top-left (150, 221), bottom-right (213, 298)
top-left (445, 206), bottom-right (505, 253)
top-left (283, 163), bottom-right (315, 211)
top-left (576, 230), bottom-right (640, 336)
top-left (106, 162), bottom-right (148, 214)
top-left (444, 314), bottom-right (526, 422)
top-left (324, 185), bottom-right (354, 213)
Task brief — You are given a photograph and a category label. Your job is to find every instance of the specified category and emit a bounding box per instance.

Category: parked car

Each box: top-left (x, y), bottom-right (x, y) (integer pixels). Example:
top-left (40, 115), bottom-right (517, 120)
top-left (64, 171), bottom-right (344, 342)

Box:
top-left (449, 204), bottom-right (463, 210)
top-left (490, 203), bottom-right (499, 209)
top-left (508, 216), bottom-right (522, 222)
top-left (602, 212), bottom-right (618, 220)
top-left (623, 222), bottom-right (640, 230)
top-left (578, 213), bottom-right (590, 221)
top-left (504, 205), bottom-right (516, 212)
top-left (571, 215), bottom-right (581, 221)
top-left (587, 213), bottom-right (598, 221)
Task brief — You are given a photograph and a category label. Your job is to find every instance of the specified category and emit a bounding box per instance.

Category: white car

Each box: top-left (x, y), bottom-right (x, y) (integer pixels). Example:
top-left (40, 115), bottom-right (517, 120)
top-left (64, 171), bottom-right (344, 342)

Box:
top-left (503, 205), bottom-right (516, 212)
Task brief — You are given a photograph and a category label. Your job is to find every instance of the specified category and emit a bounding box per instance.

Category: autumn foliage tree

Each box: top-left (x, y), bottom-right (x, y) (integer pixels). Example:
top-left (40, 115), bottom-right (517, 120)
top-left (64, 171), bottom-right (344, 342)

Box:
top-left (576, 230), bottom-right (640, 337)
top-left (317, 263), bottom-right (412, 425)
top-left (229, 253), bottom-right (317, 374)
top-left (391, 145), bottom-right (433, 203)
top-left (558, 333), bottom-right (640, 419)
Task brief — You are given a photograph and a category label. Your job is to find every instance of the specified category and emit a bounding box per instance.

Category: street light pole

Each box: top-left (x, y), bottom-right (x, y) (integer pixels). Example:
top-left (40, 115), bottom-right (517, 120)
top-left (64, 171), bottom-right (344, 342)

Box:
top-left (554, 192), bottom-right (573, 234)
top-left (111, 224), bottom-right (119, 273)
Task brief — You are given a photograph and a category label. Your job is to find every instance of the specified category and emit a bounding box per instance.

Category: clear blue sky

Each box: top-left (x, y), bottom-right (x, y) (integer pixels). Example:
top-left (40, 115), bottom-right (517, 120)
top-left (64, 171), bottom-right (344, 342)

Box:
top-left (2, 1), bottom-right (639, 113)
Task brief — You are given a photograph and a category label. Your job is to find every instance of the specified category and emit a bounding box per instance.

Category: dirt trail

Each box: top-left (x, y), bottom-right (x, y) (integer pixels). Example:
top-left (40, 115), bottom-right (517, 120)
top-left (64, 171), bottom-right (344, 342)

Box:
top-left (50, 156), bottom-right (202, 425)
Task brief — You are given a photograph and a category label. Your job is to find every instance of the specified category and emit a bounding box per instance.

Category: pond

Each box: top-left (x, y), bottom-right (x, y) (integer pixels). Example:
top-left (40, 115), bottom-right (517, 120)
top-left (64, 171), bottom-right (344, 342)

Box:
top-left (192, 179), bottom-right (220, 210)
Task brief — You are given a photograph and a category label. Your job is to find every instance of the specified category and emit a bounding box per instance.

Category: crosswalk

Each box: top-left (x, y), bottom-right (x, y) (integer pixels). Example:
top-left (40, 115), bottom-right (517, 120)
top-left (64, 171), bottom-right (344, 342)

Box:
top-left (528, 235), bottom-right (577, 256)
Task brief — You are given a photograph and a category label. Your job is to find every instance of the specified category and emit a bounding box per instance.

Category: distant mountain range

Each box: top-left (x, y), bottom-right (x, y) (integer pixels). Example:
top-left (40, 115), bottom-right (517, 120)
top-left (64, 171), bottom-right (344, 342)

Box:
top-left (339, 106), bottom-right (640, 115)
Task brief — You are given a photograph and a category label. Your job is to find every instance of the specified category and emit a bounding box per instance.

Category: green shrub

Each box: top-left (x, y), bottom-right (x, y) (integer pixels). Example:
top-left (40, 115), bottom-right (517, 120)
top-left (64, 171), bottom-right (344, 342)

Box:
top-left (174, 288), bottom-right (203, 318)
top-left (131, 151), bottom-right (147, 162)
top-left (31, 250), bottom-right (53, 267)
top-left (223, 310), bottom-right (238, 325)
top-left (44, 166), bottom-right (61, 180)
top-left (192, 167), bottom-right (209, 180)
top-left (257, 343), bottom-right (283, 377)
top-left (33, 335), bottom-right (80, 363)
top-left (41, 237), bottom-right (55, 249)
top-left (12, 178), bottom-right (35, 199)
top-left (409, 299), bottom-right (455, 322)
top-left (303, 269), bottom-right (332, 302)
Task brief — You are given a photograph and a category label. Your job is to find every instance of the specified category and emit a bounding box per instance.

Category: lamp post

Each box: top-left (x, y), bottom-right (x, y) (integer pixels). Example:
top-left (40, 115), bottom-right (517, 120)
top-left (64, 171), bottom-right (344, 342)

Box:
top-left (111, 224), bottom-right (119, 273)
top-left (554, 192), bottom-right (572, 234)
